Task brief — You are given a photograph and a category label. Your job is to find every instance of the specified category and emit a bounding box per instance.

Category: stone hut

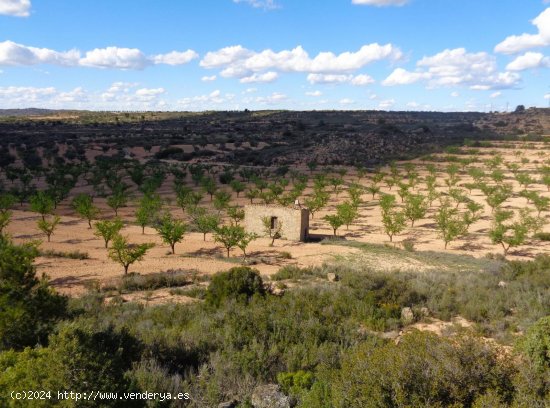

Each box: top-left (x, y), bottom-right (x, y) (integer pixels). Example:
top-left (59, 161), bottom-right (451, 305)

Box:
top-left (244, 204), bottom-right (309, 242)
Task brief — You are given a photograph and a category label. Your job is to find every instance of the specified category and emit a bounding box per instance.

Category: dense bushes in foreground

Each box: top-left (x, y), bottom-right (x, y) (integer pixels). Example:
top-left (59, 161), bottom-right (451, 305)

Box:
top-left (0, 237), bottom-right (549, 407)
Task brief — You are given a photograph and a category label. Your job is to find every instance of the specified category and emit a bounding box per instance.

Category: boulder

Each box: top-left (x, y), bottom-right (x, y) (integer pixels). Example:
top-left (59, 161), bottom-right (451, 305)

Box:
top-left (327, 272), bottom-right (339, 282)
top-left (251, 384), bottom-right (295, 408)
top-left (401, 307), bottom-right (414, 324)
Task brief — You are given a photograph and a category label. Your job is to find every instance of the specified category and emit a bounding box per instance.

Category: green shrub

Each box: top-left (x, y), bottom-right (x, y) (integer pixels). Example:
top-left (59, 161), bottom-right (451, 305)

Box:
top-left (206, 266), bottom-right (265, 307)
top-left (271, 265), bottom-right (318, 281)
top-left (534, 232), bottom-right (550, 241)
top-left (39, 249), bottom-right (90, 260)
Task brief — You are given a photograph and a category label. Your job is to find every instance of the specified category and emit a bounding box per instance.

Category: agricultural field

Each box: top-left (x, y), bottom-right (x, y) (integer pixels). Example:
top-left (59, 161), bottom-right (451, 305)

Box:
top-left (1, 109), bottom-right (550, 407)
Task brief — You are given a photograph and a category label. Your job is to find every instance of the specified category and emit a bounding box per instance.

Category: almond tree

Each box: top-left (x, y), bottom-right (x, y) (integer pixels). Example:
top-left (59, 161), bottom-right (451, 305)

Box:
top-left (337, 201), bottom-right (358, 230)
top-left (108, 234), bottom-right (154, 275)
top-left (435, 201), bottom-right (466, 249)
top-left (0, 193), bottom-right (16, 234)
top-left (71, 193), bottom-right (100, 229)
top-left (195, 211), bottom-right (220, 241)
top-left (261, 216), bottom-right (284, 246)
top-left (230, 180), bottom-right (246, 197)
top-left (324, 214), bottom-right (344, 237)
top-left (214, 224), bottom-right (246, 257)
top-left (489, 209), bottom-right (529, 256)
top-left (30, 191), bottom-right (54, 221)
top-left (403, 193), bottom-right (428, 227)
top-left (237, 231), bottom-right (258, 260)
top-left (135, 193), bottom-right (162, 234)
top-left (155, 213), bottom-right (186, 254)
top-left (379, 194), bottom-right (407, 242)
top-left (94, 218), bottom-right (124, 248)
top-left (37, 215), bottom-right (61, 242)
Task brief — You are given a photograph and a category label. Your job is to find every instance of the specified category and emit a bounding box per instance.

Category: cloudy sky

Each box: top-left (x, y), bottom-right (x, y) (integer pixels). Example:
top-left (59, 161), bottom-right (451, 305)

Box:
top-left (1, 0), bottom-right (549, 111)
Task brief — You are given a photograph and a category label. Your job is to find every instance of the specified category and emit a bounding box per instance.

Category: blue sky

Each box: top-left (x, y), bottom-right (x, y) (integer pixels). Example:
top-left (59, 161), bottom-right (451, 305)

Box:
top-left (0, 0), bottom-right (549, 111)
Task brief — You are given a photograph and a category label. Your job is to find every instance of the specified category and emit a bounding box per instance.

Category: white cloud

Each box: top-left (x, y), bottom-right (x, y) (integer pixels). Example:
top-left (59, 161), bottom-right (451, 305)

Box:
top-left (352, 0), bottom-right (408, 6)
top-left (450, 91), bottom-right (460, 97)
top-left (0, 0), bottom-right (31, 17)
top-left (506, 51), bottom-right (550, 71)
top-left (0, 83), bottom-right (170, 110)
top-left (151, 50), bottom-right (198, 65)
top-left (243, 87), bottom-right (257, 93)
top-left (200, 45), bottom-right (252, 69)
top-left (0, 86), bottom-right (56, 104)
top-left (56, 87), bottom-right (88, 103)
top-left (307, 73), bottom-right (353, 84)
top-left (201, 75), bottom-right (217, 82)
top-left (307, 73), bottom-right (375, 86)
top-left (545, 93), bottom-right (550, 100)
top-left (351, 73), bottom-right (375, 85)
top-left (201, 43), bottom-right (401, 82)
top-left (490, 91), bottom-right (502, 98)
top-left (383, 48), bottom-right (521, 90)
top-left (80, 47), bottom-right (149, 70)
top-left (135, 87), bottom-right (166, 97)
top-left (178, 89), bottom-right (235, 109)
top-left (339, 98), bottom-right (354, 105)
top-left (0, 41), bottom-right (197, 70)
top-left (382, 68), bottom-right (431, 85)
top-left (495, 8), bottom-right (550, 54)
top-left (233, 0), bottom-right (279, 10)
top-left (255, 92), bottom-right (287, 105)
top-left (305, 90), bottom-right (322, 97)
top-left (0, 40), bottom-right (80, 66)
top-left (378, 99), bottom-right (395, 109)
top-left (240, 71), bottom-right (278, 83)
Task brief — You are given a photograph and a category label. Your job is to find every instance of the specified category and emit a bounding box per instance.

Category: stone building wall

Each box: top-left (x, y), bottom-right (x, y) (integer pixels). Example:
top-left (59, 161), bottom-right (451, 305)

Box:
top-left (244, 205), bottom-right (310, 241)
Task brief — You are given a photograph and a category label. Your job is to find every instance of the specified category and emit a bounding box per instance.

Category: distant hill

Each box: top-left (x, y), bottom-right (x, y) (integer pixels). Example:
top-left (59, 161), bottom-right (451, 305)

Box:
top-left (0, 108), bottom-right (62, 117)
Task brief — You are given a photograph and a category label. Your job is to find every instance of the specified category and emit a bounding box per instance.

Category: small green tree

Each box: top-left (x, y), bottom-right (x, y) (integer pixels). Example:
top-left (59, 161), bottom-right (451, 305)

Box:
top-left (135, 194), bottom-right (162, 234)
top-left (71, 193), bottom-right (100, 228)
top-left (245, 188), bottom-right (259, 204)
top-left (107, 190), bottom-right (128, 217)
top-left (108, 234), bottom-right (154, 275)
top-left (237, 231), bottom-right (258, 260)
top-left (227, 206), bottom-right (245, 226)
top-left (0, 211), bottom-right (11, 235)
top-left (30, 191), bottom-right (54, 221)
top-left (261, 216), bottom-right (284, 246)
top-left (37, 215), bottom-right (61, 242)
top-left (463, 201), bottom-right (484, 230)
top-left (195, 212), bottom-right (220, 241)
top-left (174, 185), bottom-right (193, 213)
top-left (324, 214), bottom-right (344, 236)
top-left (304, 190), bottom-right (329, 219)
top-left (213, 190), bottom-right (232, 213)
top-left (154, 213), bottom-right (186, 254)
top-left (0, 193), bottom-right (16, 214)
top-left (379, 194), bottom-right (407, 242)
top-left (229, 180), bottom-right (246, 197)
top-left (347, 182), bottom-right (364, 207)
top-left (532, 193), bottom-right (550, 216)
top-left (489, 209), bottom-right (532, 256)
top-left (94, 218), bottom-right (124, 248)
top-left (337, 201), bottom-right (358, 230)
top-left (201, 177), bottom-right (218, 201)
top-left (403, 193), bottom-right (428, 227)
top-left (0, 235), bottom-right (67, 350)
top-left (435, 201), bottom-right (466, 249)
top-left (366, 184), bottom-right (381, 200)
top-left (214, 224), bottom-right (246, 257)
